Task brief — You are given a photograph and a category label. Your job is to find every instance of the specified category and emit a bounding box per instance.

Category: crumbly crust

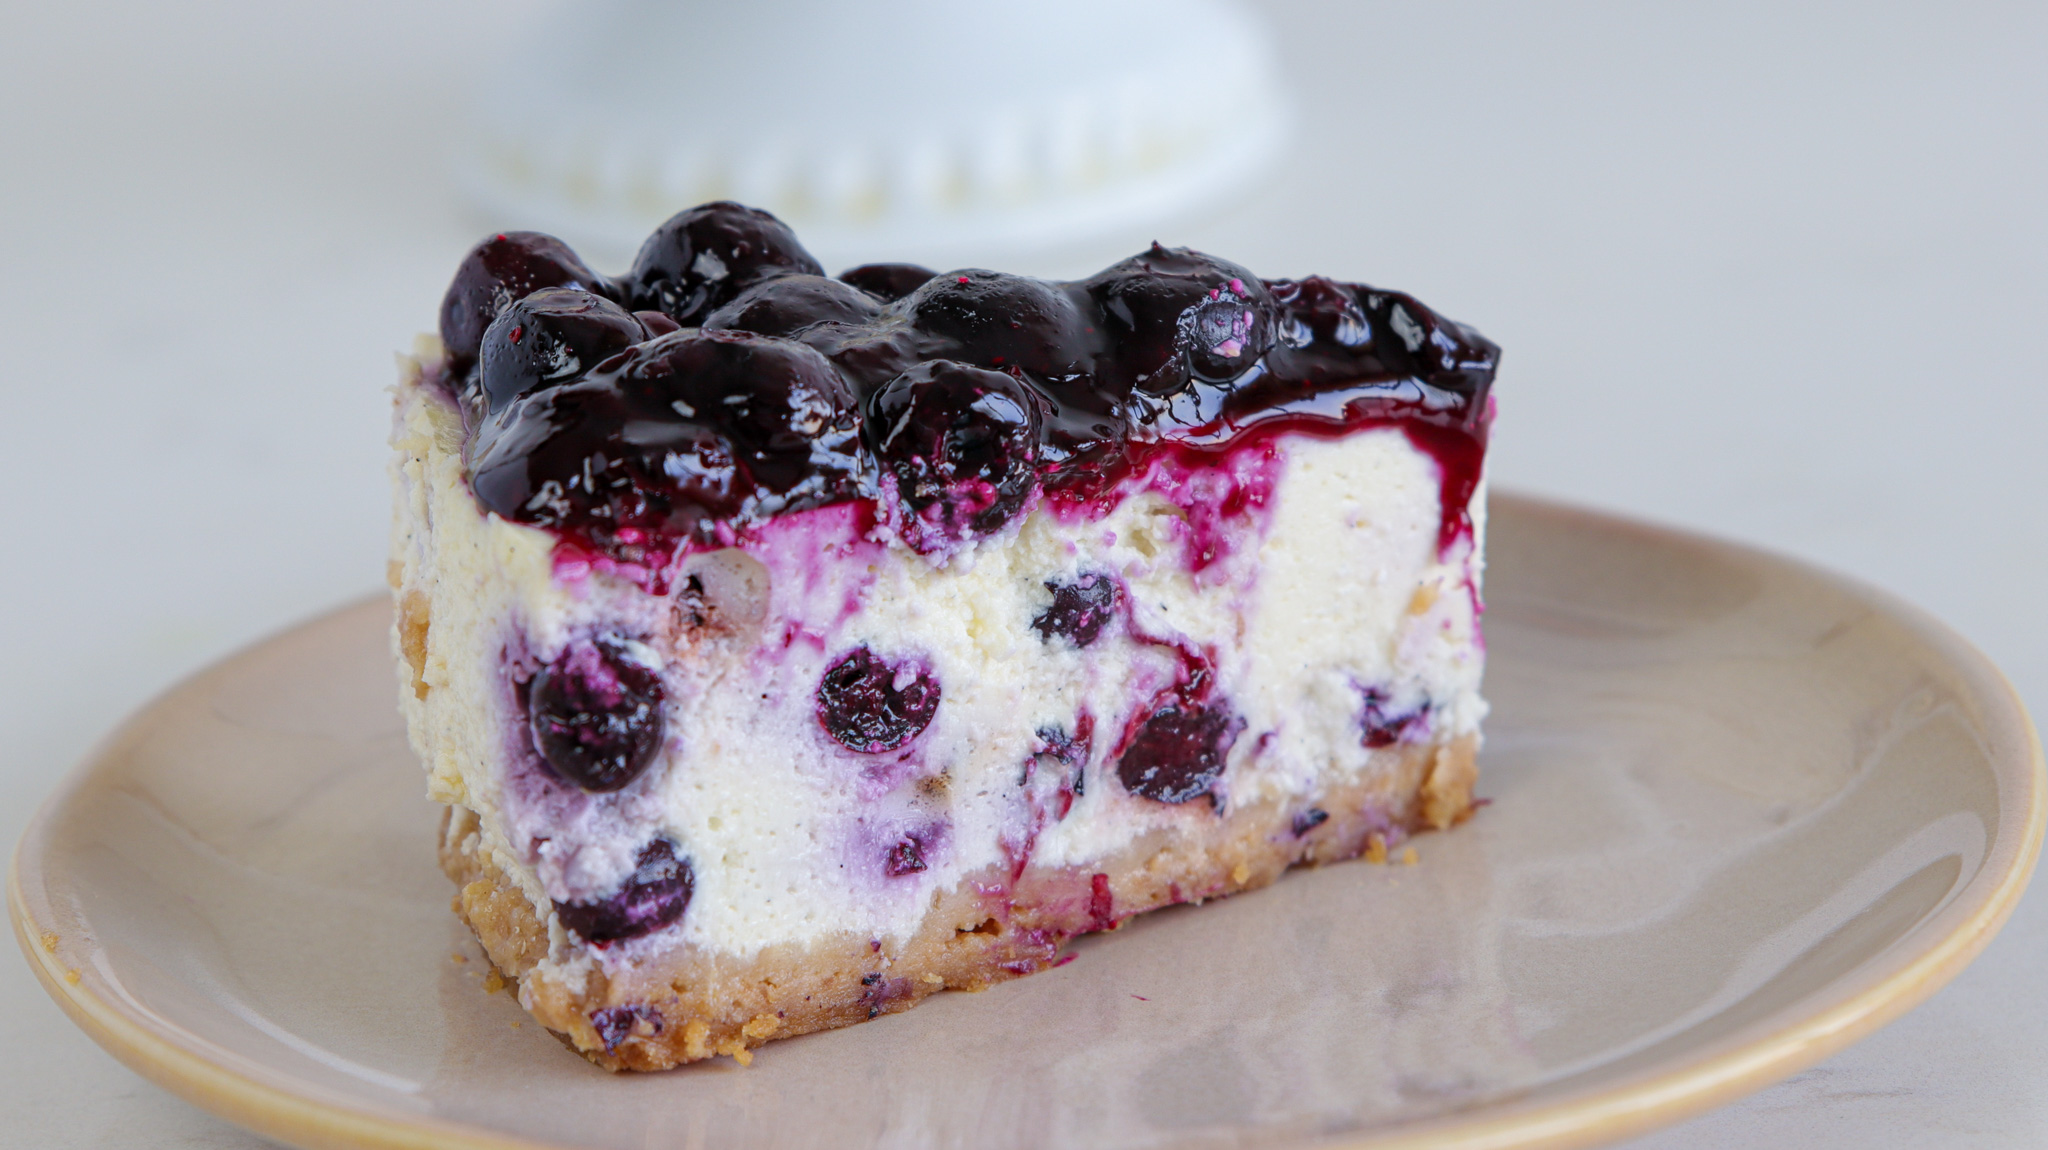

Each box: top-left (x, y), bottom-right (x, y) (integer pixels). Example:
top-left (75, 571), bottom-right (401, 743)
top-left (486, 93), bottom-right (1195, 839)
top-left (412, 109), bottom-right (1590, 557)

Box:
top-left (439, 735), bottom-right (1477, 1071)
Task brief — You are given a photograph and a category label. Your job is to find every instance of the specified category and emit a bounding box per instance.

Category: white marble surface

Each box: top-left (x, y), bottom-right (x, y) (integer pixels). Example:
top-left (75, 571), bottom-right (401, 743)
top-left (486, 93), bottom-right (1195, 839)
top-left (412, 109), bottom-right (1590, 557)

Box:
top-left (1, 1), bottom-right (2041, 1146)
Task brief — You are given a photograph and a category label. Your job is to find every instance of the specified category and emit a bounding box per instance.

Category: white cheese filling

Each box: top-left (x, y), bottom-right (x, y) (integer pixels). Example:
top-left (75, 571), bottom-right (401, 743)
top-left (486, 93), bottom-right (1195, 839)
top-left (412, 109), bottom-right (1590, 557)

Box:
top-left (391, 371), bottom-right (1486, 970)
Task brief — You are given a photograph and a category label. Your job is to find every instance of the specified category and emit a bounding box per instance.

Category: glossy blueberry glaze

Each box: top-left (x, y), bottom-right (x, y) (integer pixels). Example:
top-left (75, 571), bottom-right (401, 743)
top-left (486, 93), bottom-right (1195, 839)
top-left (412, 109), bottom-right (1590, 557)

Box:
top-left (867, 359), bottom-right (1042, 552)
top-left (438, 202), bottom-right (1498, 567)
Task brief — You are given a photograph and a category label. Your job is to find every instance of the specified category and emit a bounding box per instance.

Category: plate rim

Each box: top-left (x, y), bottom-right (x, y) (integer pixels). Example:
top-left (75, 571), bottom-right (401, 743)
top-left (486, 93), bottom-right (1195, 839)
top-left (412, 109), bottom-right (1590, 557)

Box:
top-left (11, 492), bottom-right (2045, 1150)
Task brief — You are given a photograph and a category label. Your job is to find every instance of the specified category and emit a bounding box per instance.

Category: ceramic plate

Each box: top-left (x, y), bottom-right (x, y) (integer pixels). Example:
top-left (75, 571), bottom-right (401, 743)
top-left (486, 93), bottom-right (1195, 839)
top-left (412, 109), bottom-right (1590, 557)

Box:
top-left (11, 494), bottom-right (2042, 1150)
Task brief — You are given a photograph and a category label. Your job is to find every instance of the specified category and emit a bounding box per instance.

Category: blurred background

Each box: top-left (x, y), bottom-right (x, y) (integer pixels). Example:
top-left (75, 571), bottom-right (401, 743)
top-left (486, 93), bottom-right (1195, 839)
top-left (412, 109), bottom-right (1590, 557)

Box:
top-left (1, 1), bottom-right (2042, 1145)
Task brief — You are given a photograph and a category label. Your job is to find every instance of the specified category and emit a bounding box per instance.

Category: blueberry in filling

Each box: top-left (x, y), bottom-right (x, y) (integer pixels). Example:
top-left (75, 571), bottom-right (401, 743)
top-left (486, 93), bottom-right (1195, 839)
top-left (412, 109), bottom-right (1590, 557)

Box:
top-left (1116, 702), bottom-right (1237, 805)
top-left (816, 646), bottom-right (941, 753)
top-left (555, 839), bottom-right (694, 944)
top-left (1031, 573), bottom-right (1121, 648)
top-left (528, 635), bottom-right (665, 792)
top-left (1116, 668), bottom-right (1240, 805)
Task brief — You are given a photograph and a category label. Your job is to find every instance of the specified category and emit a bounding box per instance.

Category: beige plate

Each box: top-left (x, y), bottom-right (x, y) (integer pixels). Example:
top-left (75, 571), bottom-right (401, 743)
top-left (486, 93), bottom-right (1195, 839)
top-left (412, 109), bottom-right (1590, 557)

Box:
top-left (11, 493), bottom-right (2044, 1150)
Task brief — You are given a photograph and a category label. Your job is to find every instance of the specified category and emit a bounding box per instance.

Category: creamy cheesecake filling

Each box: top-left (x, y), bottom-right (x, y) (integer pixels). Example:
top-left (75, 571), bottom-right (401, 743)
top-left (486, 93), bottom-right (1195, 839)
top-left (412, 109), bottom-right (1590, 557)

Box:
top-left (393, 369), bottom-right (1484, 971)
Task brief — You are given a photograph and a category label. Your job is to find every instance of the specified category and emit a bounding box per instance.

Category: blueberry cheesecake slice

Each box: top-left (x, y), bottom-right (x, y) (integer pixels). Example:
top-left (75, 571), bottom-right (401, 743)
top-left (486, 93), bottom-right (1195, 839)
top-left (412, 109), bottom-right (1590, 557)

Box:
top-left (390, 202), bottom-right (1498, 1069)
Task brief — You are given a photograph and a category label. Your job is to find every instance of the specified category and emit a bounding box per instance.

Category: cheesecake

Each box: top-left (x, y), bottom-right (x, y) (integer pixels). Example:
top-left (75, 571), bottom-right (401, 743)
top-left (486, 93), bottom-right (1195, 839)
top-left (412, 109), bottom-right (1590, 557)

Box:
top-left (390, 202), bottom-right (1498, 1069)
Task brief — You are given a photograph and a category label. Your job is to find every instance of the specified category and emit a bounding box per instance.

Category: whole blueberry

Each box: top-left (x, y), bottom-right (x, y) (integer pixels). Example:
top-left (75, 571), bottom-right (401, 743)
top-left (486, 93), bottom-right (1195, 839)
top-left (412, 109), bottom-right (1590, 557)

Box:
top-left (628, 329), bottom-right (863, 493)
top-left (1031, 573), bottom-right (1120, 647)
top-left (702, 274), bottom-right (884, 337)
top-left (868, 360), bottom-right (1044, 548)
top-left (466, 329), bottom-right (863, 546)
top-left (1084, 245), bottom-right (1274, 394)
top-left (478, 288), bottom-right (645, 412)
top-left (837, 262), bottom-right (937, 302)
top-left (623, 202), bottom-right (822, 324)
top-left (1116, 697), bottom-right (1237, 804)
top-left (816, 646), bottom-right (940, 753)
top-left (440, 231), bottom-right (609, 370)
top-left (528, 635), bottom-right (666, 792)
top-left (901, 270), bottom-right (1094, 378)
top-left (556, 839), bottom-right (694, 944)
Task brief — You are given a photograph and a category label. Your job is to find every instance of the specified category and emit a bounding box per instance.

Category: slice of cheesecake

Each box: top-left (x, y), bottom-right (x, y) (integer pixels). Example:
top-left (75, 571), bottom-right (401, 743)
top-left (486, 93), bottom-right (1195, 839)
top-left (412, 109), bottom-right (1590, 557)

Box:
top-left (390, 202), bottom-right (1497, 1069)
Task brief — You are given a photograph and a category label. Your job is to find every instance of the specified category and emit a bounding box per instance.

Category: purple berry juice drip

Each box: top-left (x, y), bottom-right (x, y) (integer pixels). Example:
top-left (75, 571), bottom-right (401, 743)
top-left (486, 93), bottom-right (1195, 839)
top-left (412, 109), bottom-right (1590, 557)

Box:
top-left (527, 635), bottom-right (666, 793)
top-left (555, 839), bottom-right (694, 945)
top-left (816, 646), bottom-right (941, 753)
top-left (1032, 717), bottom-right (1093, 819)
top-left (1086, 873), bottom-right (1117, 931)
top-left (439, 202), bottom-right (1497, 565)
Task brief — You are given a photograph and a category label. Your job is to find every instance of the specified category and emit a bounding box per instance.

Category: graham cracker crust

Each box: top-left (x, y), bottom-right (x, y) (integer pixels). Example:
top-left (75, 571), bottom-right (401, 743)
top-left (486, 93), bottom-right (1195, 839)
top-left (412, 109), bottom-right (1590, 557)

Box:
top-left (439, 734), bottom-right (1477, 1071)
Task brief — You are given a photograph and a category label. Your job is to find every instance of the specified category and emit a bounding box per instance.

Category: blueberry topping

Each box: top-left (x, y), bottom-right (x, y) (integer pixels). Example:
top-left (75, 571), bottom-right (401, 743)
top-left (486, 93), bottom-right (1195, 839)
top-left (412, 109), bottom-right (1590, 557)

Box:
top-left (837, 262), bottom-right (938, 302)
top-left (1292, 808), bottom-right (1330, 836)
top-left (633, 309), bottom-right (682, 338)
top-left (623, 202), bottom-right (823, 325)
top-left (704, 274), bottom-right (885, 337)
top-left (478, 288), bottom-right (645, 413)
top-left (901, 270), bottom-right (1093, 378)
top-left (1030, 573), bottom-right (1120, 647)
top-left (816, 646), bottom-right (940, 753)
top-left (440, 231), bottom-right (612, 372)
top-left (528, 635), bottom-right (665, 792)
top-left (436, 202), bottom-right (1499, 566)
top-left (467, 329), bottom-right (862, 555)
top-left (1084, 245), bottom-right (1273, 394)
top-left (1257, 277), bottom-right (1496, 404)
top-left (868, 360), bottom-right (1042, 549)
top-left (556, 839), bottom-right (693, 944)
